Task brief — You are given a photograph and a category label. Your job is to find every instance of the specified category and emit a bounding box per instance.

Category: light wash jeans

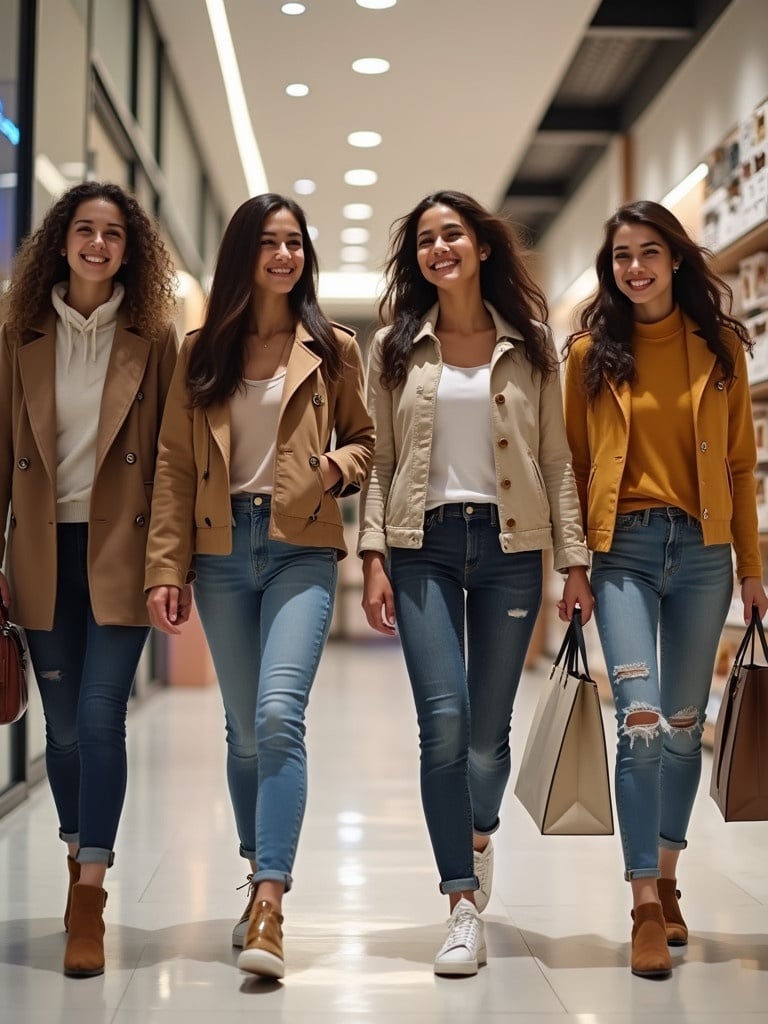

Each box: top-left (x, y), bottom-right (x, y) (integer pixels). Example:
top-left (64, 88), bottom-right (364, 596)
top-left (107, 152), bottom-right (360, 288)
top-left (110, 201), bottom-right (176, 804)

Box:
top-left (390, 502), bottom-right (542, 894)
top-left (25, 524), bottom-right (149, 866)
top-left (193, 494), bottom-right (337, 891)
top-left (590, 507), bottom-right (733, 879)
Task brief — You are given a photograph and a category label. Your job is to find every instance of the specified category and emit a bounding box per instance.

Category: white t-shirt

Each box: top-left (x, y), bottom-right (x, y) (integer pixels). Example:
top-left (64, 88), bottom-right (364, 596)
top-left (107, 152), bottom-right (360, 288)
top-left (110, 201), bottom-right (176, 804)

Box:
top-left (228, 372), bottom-right (285, 495)
top-left (425, 362), bottom-right (497, 510)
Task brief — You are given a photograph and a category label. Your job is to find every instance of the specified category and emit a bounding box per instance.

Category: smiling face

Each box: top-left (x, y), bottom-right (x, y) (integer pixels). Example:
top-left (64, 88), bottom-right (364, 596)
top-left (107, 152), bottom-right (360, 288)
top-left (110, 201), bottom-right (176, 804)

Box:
top-left (253, 207), bottom-right (305, 296)
top-left (415, 203), bottom-right (488, 290)
top-left (611, 221), bottom-right (678, 323)
top-left (64, 198), bottom-right (127, 287)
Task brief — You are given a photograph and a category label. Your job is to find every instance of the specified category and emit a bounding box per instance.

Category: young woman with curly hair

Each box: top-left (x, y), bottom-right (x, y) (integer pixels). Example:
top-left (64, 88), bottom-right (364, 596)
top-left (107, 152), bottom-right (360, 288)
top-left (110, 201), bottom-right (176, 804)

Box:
top-left (358, 190), bottom-right (592, 975)
top-left (0, 181), bottom-right (180, 977)
top-left (563, 200), bottom-right (768, 978)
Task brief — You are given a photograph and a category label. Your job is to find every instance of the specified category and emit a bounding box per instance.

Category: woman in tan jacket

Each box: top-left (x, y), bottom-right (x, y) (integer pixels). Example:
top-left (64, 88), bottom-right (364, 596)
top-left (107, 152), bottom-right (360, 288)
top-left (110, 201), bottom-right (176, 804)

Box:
top-left (146, 194), bottom-right (374, 981)
top-left (563, 200), bottom-right (768, 978)
top-left (0, 181), bottom-right (178, 977)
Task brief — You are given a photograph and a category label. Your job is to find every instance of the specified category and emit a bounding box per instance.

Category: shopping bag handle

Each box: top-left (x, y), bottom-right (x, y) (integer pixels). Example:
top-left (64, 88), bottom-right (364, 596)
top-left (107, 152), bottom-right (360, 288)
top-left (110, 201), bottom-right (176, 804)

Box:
top-left (732, 605), bottom-right (768, 672)
top-left (551, 607), bottom-right (591, 682)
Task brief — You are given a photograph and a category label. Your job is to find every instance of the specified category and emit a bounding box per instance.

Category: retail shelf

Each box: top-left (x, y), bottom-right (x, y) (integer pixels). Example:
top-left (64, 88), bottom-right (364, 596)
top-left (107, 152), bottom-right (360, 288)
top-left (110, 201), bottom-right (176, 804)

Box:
top-left (711, 220), bottom-right (768, 275)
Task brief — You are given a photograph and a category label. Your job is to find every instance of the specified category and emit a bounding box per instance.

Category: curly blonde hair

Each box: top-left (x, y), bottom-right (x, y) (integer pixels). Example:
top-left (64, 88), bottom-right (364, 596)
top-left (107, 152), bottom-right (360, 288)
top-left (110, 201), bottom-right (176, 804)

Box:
top-left (3, 181), bottom-right (176, 338)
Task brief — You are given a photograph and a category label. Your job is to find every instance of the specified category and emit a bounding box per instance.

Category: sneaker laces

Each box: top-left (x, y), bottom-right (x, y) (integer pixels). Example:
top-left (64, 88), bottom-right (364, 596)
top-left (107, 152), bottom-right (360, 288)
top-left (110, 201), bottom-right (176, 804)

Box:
top-left (236, 873), bottom-right (255, 894)
top-left (439, 905), bottom-right (480, 954)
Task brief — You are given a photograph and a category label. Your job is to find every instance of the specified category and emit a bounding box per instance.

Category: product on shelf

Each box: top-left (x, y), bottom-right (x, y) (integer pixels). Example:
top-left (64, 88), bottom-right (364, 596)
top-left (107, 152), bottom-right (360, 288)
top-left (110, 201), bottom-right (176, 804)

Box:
top-left (739, 250), bottom-right (768, 310)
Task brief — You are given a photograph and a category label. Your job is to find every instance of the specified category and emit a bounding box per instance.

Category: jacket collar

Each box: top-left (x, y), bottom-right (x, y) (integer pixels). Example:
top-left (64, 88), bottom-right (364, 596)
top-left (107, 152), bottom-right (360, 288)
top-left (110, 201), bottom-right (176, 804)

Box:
top-left (411, 302), bottom-right (525, 348)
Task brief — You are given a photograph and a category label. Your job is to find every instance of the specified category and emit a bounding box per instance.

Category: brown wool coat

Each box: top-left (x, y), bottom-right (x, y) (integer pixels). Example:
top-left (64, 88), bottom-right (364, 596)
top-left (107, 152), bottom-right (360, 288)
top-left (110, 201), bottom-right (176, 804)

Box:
top-left (144, 323), bottom-right (375, 593)
top-left (0, 312), bottom-right (178, 629)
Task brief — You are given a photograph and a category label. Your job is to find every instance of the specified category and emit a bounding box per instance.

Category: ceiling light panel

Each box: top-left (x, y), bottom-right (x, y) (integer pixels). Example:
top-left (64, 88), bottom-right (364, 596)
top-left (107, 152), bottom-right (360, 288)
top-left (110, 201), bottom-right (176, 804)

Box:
top-left (340, 246), bottom-right (369, 263)
top-left (281, 2), bottom-right (306, 13)
top-left (347, 131), bottom-right (382, 148)
top-left (352, 58), bottom-right (390, 75)
top-left (343, 203), bottom-right (373, 220)
top-left (293, 178), bottom-right (316, 195)
top-left (285, 83), bottom-right (309, 97)
top-left (344, 169), bottom-right (378, 187)
top-left (341, 227), bottom-right (370, 245)
top-left (356, 0), bottom-right (396, 7)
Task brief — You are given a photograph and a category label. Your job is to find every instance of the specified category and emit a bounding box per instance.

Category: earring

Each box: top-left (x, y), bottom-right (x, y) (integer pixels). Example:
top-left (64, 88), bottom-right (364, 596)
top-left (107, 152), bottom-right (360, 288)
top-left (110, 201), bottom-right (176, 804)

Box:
top-left (480, 252), bottom-right (488, 261)
top-left (60, 249), bottom-right (66, 257)
top-left (673, 263), bottom-right (680, 273)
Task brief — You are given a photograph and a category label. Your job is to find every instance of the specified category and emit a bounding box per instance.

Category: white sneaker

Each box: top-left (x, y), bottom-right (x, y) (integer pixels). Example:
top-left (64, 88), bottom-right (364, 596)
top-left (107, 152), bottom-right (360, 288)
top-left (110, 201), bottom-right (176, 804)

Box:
top-left (433, 898), bottom-right (487, 976)
top-left (231, 874), bottom-right (256, 948)
top-left (473, 839), bottom-right (494, 913)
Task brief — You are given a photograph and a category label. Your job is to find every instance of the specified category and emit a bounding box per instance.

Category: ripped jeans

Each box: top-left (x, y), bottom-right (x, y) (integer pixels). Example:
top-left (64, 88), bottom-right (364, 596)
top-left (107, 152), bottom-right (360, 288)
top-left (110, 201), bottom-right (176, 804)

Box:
top-left (390, 502), bottom-right (542, 894)
top-left (591, 507), bottom-right (733, 879)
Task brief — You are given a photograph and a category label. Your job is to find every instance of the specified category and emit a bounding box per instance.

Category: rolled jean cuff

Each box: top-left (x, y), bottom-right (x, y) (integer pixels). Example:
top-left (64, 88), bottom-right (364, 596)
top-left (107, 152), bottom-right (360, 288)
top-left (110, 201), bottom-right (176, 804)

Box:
top-left (59, 829), bottom-right (79, 845)
top-left (252, 869), bottom-right (293, 893)
top-left (239, 843), bottom-right (257, 862)
top-left (659, 835), bottom-right (688, 852)
top-left (77, 847), bottom-right (115, 867)
top-left (624, 868), bottom-right (660, 881)
top-left (473, 818), bottom-right (500, 838)
top-left (440, 875), bottom-right (478, 895)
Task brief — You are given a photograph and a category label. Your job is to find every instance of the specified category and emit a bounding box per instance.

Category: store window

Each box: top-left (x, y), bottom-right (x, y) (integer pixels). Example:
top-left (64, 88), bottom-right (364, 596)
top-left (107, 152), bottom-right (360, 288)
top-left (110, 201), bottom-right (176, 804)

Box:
top-left (92, 0), bottom-right (132, 110)
top-left (0, 0), bottom-right (20, 293)
top-left (136, 2), bottom-right (159, 156)
top-left (160, 75), bottom-right (202, 250)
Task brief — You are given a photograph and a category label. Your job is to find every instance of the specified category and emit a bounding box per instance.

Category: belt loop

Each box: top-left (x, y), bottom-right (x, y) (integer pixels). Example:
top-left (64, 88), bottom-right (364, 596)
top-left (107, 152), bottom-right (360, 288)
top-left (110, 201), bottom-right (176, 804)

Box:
top-left (489, 503), bottom-right (498, 528)
top-left (641, 508), bottom-right (650, 526)
top-left (436, 504), bottom-right (445, 524)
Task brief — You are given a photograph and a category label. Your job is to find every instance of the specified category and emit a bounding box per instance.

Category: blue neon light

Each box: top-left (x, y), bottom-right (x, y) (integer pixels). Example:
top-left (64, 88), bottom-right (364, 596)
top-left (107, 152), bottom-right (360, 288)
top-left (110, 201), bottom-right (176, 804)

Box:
top-left (0, 101), bottom-right (20, 146)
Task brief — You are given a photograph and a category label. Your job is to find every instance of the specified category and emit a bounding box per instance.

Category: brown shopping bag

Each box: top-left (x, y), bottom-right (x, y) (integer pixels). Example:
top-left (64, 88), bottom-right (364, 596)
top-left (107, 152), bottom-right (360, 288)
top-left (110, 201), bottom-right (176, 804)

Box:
top-left (514, 609), bottom-right (613, 835)
top-left (710, 607), bottom-right (768, 821)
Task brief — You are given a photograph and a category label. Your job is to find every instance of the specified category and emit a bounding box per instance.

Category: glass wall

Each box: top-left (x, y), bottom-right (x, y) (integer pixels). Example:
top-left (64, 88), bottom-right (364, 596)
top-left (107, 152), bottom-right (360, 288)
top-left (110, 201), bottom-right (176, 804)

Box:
top-left (0, 0), bottom-right (21, 292)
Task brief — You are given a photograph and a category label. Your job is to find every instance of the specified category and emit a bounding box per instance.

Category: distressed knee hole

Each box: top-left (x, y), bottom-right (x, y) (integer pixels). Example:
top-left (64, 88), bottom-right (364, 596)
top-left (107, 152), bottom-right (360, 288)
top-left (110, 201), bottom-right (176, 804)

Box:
top-left (620, 702), bottom-right (662, 748)
top-left (613, 661), bottom-right (649, 681)
top-left (507, 608), bottom-right (528, 618)
top-left (40, 669), bottom-right (64, 681)
top-left (667, 706), bottom-right (700, 735)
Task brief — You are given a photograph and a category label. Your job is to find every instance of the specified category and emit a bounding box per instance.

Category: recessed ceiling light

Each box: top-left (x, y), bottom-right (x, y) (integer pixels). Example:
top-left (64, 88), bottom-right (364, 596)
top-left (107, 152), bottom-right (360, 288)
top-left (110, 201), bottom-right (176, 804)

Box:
top-left (356, 0), bottom-right (397, 7)
top-left (285, 83), bottom-right (310, 97)
top-left (352, 57), bottom-right (390, 75)
top-left (347, 130), bottom-right (382, 148)
top-left (341, 227), bottom-right (370, 245)
top-left (307, 225), bottom-right (319, 241)
top-left (343, 203), bottom-right (373, 220)
top-left (281, 2), bottom-right (306, 13)
top-left (341, 246), bottom-right (369, 263)
top-left (344, 168), bottom-right (377, 187)
top-left (293, 178), bottom-right (316, 195)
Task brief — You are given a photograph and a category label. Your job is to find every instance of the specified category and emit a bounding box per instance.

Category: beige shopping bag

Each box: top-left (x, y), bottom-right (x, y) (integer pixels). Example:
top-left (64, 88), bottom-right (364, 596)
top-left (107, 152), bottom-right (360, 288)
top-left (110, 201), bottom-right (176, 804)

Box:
top-left (514, 610), bottom-right (613, 835)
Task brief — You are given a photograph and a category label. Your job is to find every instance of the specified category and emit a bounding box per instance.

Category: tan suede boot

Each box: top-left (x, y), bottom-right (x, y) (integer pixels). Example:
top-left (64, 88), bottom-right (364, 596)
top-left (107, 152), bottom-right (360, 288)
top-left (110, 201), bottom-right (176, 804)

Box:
top-left (63, 883), bottom-right (107, 978)
top-left (237, 899), bottom-right (285, 978)
top-left (630, 902), bottom-right (672, 978)
top-left (64, 856), bottom-right (81, 932)
top-left (658, 878), bottom-right (688, 946)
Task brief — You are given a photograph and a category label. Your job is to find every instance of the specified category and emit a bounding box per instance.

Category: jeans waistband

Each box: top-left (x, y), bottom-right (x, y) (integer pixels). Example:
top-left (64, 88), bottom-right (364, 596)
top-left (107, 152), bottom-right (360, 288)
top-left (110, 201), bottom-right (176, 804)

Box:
top-left (623, 506), bottom-right (699, 527)
top-left (428, 502), bottom-right (498, 526)
top-left (231, 492), bottom-right (272, 511)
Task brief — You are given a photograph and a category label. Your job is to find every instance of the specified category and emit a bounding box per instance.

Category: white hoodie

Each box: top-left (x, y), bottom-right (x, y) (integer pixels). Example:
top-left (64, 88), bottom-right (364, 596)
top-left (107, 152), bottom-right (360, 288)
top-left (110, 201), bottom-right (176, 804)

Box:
top-left (50, 282), bottom-right (124, 520)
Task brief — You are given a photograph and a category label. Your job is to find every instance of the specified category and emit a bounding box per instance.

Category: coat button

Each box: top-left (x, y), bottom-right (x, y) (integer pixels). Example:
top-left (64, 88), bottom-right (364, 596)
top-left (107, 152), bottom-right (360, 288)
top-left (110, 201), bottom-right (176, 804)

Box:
top-left (494, 394), bottom-right (505, 405)
top-left (17, 457), bottom-right (30, 470)
top-left (498, 438), bottom-right (509, 448)
top-left (716, 380), bottom-right (725, 390)
top-left (309, 455), bottom-right (320, 468)
top-left (312, 393), bottom-right (325, 406)
top-left (700, 441), bottom-right (708, 452)
top-left (204, 516), bottom-right (212, 527)
top-left (137, 390), bottom-right (144, 401)
top-left (702, 508), bottom-right (710, 519)
top-left (10, 515), bottom-right (16, 527)
top-left (125, 452), bottom-right (137, 464)
top-left (506, 517), bottom-right (516, 528)
top-left (134, 514), bottom-right (146, 527)
top-left (501, 479), bottom-right (511, 489)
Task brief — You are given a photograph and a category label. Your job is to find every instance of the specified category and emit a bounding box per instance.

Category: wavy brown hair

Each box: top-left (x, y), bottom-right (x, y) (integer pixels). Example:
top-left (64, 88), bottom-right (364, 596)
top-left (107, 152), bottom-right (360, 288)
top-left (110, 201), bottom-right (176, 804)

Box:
top-left (563, 200), bottom-right (751, 400)
top-left (187, 193), bottom-right (343, 407)
top-left (377, 190), bottom-right (553, 389)
top-left (3, 181), bottom-right (176, 339)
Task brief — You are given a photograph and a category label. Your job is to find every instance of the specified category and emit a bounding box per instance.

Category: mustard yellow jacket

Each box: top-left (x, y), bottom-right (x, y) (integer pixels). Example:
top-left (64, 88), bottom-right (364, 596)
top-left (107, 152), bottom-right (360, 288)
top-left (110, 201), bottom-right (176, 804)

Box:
top-left (145, 324), bottom-right (374, 591)
top-left (563, 313), bottom-right (761, 580)
top-left (0, 313), bottom-right (178, 629)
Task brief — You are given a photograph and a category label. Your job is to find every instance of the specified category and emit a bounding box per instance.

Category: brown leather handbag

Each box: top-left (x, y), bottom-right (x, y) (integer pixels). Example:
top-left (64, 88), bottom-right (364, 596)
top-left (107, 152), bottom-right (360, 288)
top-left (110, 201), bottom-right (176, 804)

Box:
top-left (711, 608), bottom-right (768, 821)
top-left (0, 600), bottom-right (28, 724)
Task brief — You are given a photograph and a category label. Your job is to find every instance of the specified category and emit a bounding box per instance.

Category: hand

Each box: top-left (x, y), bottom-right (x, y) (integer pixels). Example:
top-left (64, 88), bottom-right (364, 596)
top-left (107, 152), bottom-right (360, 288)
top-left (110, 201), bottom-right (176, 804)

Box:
top-left (147, 585), bottom-right (185, 635)
top-left (0, 570), bottom-right (11, 610)
top-left (741, 576), bottom-right (768, 624)
top-left (176, 584), bottom-right (194, 626)
top-left (361, 551), bottom-right (396, 636)
top-left (557, 565), bottom-right (594, 624)
top-left (320, 455), bottom-right (342, 492)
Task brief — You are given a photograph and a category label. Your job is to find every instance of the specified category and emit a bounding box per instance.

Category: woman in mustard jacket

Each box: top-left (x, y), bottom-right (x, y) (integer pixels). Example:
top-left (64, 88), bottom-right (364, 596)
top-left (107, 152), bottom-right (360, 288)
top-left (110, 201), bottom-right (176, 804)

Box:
top-left (145, 194), bottom-right (374, 981)
top-left (563, 200), bottom-right (768, 979)
top-left (0, 181), bottom-right (178, 977)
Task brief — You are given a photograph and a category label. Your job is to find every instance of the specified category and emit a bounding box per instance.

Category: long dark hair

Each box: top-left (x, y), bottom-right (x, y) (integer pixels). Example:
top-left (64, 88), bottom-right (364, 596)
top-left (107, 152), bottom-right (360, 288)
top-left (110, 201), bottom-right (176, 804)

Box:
top-left (377, 190), bottom-right (554, 389)
top-left (3, 181), bottom-right (175, 339)
top-left (187, 193), bottom-right (342, 407)
top-left (564, 200), bottom-right (751, 399)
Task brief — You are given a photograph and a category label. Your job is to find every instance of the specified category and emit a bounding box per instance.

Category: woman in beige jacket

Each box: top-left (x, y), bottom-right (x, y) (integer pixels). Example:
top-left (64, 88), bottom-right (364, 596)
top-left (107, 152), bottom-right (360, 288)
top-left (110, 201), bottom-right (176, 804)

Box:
top-left (359, 190), bottom-right (592, 976)
top-left (146, 194), bottom-right (374, 981)
top-left (0, 181), bottom-right (178, 977)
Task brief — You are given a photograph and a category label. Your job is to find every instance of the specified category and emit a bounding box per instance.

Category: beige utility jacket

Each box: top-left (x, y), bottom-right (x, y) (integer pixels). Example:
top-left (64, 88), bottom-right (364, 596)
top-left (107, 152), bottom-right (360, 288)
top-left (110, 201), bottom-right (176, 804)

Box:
top-left (358, 304), bottom-right (588, 572)
top-left (0, 313), bottom-right (178, 629)
top-left (145, 323), bottom-right (375, 592)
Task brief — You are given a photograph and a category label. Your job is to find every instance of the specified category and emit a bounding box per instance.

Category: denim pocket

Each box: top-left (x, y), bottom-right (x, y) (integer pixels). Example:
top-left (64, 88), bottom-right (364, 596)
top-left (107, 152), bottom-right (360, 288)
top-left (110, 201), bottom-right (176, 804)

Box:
top-left (614, 512), bottom-right (643, 531)
top-left (423, 508), bottom-right (441, 534)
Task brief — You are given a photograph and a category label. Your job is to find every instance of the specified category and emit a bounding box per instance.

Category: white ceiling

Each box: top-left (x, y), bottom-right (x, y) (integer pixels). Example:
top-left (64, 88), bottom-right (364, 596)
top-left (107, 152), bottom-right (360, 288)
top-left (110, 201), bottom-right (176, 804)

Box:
top-left (151, 0), bottom-right (601, 314)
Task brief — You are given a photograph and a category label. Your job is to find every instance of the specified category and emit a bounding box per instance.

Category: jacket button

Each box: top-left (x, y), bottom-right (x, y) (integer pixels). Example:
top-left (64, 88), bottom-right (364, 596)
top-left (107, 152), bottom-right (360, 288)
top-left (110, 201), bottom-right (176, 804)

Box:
top-left (716, 381), bottom-right (725, 390)
top-left (134, 514), bottom-right (146, 527)
top-left (125, 452), bottom-right (137, 464)
top-left (137, 390), bottom-right (144, 401)
top-left (498, 437), bottom-right (509, 448)
top-left (702, 508), bottom-right (710, 519)
top-left (17, 457), bottom-right (30, 470)
top-left (204, 516), bottom-right (212, 527)
top-left (700, 441), bottom-right (708, 452)
top-left (309, 455), bottom-right (320, 468)
top-left (10, 515), bottom-right (16, 527)
top-left (494, 394), bottom-right (505, 405)
top-left (501, 479), bottom-right (511, 489)
top-left (312, 393), bottom-right (324, 406)
top-left (506, 517), bottom-right (516, 527)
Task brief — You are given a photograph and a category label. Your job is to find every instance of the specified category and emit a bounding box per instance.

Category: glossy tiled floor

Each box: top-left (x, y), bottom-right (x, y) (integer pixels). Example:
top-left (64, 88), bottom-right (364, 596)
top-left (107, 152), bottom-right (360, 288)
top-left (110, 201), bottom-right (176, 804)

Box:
top-left (2, 640), bottom-right (768, 1023)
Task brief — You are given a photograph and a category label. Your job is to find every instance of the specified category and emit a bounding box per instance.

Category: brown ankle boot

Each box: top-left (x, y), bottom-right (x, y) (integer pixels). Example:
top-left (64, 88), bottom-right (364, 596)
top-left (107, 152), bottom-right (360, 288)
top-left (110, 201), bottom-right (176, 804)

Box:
top-left (658, 878), bottom-right (688, 946)
top-left (63, 883), bottom-right (107, 978)
top-left (236, 899), bottom-right (285, 978)
top-left (64, 856), bottom-right (81, 932)
top-left (630, 902), bottom-right (672, 978)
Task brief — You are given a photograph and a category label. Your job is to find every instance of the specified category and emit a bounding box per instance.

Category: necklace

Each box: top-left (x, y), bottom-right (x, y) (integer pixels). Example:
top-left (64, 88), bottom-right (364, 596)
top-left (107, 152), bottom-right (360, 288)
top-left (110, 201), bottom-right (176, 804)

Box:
top-left (250, 327), bottom-right (294, 350)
